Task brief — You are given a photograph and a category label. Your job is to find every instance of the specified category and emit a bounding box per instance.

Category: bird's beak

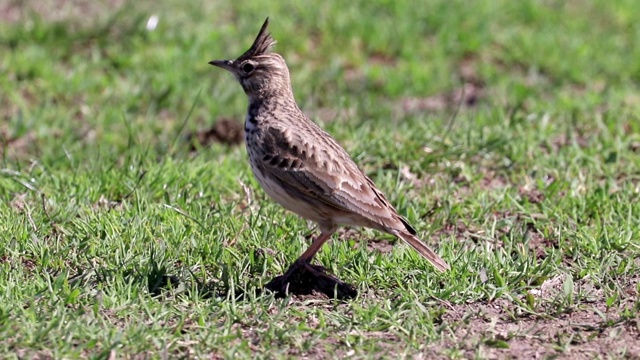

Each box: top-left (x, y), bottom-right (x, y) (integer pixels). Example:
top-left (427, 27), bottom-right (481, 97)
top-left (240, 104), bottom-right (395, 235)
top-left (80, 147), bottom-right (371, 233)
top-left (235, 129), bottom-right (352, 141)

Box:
top-left (208, 59), bottom-right (235, 72)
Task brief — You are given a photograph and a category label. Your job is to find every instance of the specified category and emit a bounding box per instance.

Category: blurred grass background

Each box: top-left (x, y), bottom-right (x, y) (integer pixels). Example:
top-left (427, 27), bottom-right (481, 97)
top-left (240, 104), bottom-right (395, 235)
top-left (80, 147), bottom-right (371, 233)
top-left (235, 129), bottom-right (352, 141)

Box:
top-left (1, 0), bottom-right (639, 358)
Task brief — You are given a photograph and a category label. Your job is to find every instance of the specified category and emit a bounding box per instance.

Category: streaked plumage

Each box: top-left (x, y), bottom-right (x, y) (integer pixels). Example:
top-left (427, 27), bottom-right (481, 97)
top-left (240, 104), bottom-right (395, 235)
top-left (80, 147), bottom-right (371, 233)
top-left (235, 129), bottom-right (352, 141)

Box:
top-left (209, 18), bottom-right (449, 297)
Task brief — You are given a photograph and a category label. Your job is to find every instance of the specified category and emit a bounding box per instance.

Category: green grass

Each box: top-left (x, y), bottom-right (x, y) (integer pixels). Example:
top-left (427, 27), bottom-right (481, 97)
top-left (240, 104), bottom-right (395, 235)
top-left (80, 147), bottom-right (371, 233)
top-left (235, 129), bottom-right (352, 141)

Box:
top-left (1, 0), bottom-right (640, 358)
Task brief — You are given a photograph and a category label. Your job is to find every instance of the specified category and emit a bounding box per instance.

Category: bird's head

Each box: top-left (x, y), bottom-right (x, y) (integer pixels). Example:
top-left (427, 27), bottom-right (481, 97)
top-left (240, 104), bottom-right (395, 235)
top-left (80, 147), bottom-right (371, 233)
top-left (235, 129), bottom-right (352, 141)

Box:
top-left (209, 18), bottom-right (292, 101)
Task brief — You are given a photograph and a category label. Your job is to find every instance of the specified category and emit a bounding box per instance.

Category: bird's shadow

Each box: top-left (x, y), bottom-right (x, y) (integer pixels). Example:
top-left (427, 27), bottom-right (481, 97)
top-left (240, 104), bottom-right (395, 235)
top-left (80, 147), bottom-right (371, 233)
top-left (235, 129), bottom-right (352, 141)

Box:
top-left (149, 264), bottom-right (357, 302)
top-left (65, 255), bottom-right (357, 303)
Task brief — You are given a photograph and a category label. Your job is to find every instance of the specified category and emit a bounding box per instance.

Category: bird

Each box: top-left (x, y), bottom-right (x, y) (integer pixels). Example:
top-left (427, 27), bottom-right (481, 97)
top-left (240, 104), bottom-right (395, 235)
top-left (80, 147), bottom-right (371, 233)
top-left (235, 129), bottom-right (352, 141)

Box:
top-left (209, 18), bottom-right (449, 299)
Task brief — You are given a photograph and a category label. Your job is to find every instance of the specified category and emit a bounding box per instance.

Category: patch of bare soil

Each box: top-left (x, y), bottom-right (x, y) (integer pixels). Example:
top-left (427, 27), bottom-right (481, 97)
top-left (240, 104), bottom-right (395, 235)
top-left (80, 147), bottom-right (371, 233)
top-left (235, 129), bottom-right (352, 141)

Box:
top-left (369, 51), bottom-right (398, 67)
top-left (365, 238), bottom-right (395, 254)
top-left (479, 171), bottom-right (509, 190)
top-left (186, 117), bottom-right (244, 149)
top-left (433, 210), bottom-right (556, 261)
top-left (0, 254), bottom-right (36, 272)
top-left (539, 132), bottom-right (591, 154)
top-left (91, 194), bottom-right (124, 211)
top-left (424, 274), bottom-right (640, 359)
top-left (432, 167), bottom-right (512, 205)
top-left (399, 56), bottom-right (485, 114)
top-left (335, 227), bottom-right (363, 242)
top-left (9, 193), bottom-right (28, 211)
top-left (334, 227), bottom-right (395, 254)
top-left (397, 165), bottom-right (441, 189)
top-left (518, 175), bottom-right (555, 205)
top-left (400, 82), bottom-right (484, 114)
top-left (227, 276), bottom-right (638, 359)
top-left (524, 224), bottom-right (557, 260)
top-left (229, 303), bottom-right (400, 359)
top-left (432, 219), bottom-right (472, 242)
top-left (426, 299), bottom-right (640, 359)
top-left (306, 106), bottom-right (356, 124)
top-left (0, 129), bottom-right (36, 159)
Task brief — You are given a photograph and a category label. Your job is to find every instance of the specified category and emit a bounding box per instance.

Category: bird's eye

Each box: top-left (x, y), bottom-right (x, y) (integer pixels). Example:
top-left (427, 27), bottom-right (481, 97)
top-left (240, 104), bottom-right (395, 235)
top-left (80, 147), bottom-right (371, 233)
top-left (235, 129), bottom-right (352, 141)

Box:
top-left (242, 63), bottom-right (255, 73)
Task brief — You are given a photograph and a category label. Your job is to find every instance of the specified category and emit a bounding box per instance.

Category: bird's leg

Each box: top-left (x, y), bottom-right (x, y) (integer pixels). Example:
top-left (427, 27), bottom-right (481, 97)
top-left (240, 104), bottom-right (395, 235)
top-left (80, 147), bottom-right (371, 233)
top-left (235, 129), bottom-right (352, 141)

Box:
top-left (265, 231), bottom-right (357, 299)
top-left (297, 230), bottom-right (333, 262)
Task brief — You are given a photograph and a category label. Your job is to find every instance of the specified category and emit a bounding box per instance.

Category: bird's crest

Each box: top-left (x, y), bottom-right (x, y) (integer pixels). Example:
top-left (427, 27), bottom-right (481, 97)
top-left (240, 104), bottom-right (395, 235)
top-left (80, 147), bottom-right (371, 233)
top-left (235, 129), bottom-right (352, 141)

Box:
top-left (237, 18), bottom-right (276, 61)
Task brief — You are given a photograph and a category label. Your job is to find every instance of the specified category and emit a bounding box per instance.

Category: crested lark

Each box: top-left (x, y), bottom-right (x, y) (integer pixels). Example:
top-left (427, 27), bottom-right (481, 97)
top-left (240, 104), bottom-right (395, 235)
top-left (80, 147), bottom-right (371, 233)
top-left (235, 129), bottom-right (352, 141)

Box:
top-left (209, 18), bottom-right (449, 298)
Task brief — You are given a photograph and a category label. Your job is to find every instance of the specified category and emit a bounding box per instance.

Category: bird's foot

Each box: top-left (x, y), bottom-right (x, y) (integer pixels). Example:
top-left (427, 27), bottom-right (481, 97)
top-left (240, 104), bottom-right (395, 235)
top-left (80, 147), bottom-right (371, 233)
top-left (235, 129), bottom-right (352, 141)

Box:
top-left (265, 260), bottom-right (357, 300)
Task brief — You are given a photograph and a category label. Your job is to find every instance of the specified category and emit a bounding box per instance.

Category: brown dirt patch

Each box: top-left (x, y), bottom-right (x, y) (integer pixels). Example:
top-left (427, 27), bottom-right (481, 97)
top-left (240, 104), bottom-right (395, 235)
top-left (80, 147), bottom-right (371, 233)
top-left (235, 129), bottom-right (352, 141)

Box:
top-left (432, 219), bottom-right (472, 241)
top-left (479, 171), bottom-right (509, 190)
top-left (1, 254), bottom-right (36, 272)
top-left (230, 305), bottom-right (400, 359)
top-left (1, 129), bottom-right (37, 159)
top-left (429, 296), bottom-right (640, 359)
top-left (488, 211), bottom-right (557, 260)
top-left (9, 193), bottom-right (28, 211)
top-left (525, 225), bottom-right (557, 260)
top-left (1, 119), bottom-right (63, 159)
top-left (229, 275), bottom-right (638, 359)
top-left (459, 54), bottom-right (484, 86)
top-left (433, 211), bottom-right (557, 260)
top-left (369, 51), bottom-right (398, 67)
top-left (399, 55), bottom-right (485, 114)
top-left (540, 132), bottom-right (590, 154)
top-left (306, 106), bottom-right (356, 124)
top-left (335, 227), bottom-right (363, 242)
top-left (398, 82), bottom-right (484, 114)
top-left (365, 238), bottom-right (395, 254)
top-left (518, 185), bottom-right (545, 204)
top-left (335, 227), bottom-right (394, 254)
top-left (186, 117), bottom-right (244, 149)
top-left (397, 165), bottom-right (437, 189)
top-left (91, 195), bottom-right (124, 211)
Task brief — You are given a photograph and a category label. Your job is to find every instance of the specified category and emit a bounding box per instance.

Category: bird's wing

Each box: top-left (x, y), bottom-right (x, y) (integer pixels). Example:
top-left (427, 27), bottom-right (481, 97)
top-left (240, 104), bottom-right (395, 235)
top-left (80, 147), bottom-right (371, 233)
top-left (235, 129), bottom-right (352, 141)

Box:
top-left (258, 124), bottom-right (405, 230)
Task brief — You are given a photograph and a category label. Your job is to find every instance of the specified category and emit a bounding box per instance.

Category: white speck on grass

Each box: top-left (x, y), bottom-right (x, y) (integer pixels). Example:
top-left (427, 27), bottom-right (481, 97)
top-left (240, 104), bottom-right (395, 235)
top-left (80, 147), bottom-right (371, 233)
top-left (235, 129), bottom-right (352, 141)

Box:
top-left (146, 15), bottom-right (159, 31)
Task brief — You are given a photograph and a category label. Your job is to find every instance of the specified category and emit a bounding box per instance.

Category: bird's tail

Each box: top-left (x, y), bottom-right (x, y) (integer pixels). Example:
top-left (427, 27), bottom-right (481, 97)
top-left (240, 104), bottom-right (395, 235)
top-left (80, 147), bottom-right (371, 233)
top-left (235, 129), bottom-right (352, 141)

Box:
top-left (396, 231), bottom-right (450, 272)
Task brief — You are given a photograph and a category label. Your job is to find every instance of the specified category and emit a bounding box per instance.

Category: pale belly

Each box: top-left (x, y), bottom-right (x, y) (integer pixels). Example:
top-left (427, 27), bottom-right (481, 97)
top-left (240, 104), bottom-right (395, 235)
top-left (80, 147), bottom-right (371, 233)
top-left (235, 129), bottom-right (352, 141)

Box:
top-left (248, 159), bottom-right (325, 223)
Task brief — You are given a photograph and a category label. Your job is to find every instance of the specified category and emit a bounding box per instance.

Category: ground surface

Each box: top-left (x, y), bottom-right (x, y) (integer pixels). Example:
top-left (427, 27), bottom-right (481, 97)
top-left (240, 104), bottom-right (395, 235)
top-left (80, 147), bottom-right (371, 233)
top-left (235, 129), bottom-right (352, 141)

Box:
top-left (1, 0), bottom-right (639, 358)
